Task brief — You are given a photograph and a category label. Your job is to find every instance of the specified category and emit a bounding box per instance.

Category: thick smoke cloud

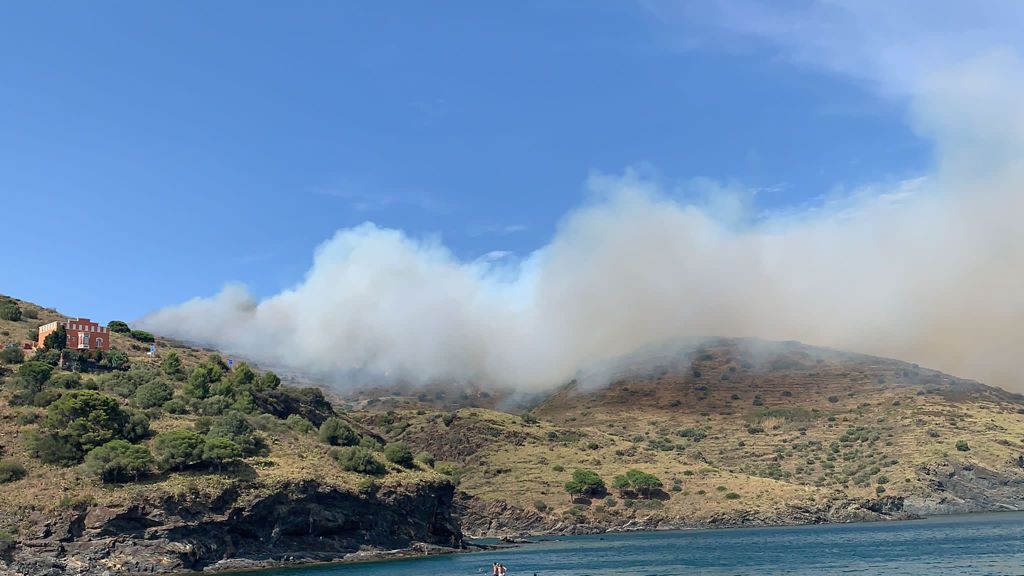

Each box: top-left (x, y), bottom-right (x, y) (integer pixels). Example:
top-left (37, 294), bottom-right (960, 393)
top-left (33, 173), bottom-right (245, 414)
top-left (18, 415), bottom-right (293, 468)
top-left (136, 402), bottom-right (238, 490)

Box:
top-left (140, 53), bottom-right (1024, 393)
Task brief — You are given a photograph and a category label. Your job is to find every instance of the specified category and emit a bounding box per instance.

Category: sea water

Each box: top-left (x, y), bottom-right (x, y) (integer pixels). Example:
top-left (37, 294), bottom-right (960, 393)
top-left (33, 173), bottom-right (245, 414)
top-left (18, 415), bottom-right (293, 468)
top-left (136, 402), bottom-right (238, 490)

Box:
top-left (245, 512), bottom-right (1024, 575)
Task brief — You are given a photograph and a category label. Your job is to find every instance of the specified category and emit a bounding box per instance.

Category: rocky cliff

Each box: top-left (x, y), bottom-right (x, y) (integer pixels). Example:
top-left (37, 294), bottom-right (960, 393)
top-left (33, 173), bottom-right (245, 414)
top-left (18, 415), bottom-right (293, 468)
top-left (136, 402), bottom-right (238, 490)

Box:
top-left (2, 478), bottom-right (462, 575)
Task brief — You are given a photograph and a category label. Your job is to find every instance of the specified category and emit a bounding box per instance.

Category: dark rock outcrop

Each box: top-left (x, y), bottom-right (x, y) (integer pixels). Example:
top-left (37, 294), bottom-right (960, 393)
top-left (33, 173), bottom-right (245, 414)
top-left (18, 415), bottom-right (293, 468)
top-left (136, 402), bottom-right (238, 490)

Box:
top-left (904, 461), bottom-right (1024, 515)
top-left (455, 492), bottom-right (915, 539)
top-left (3, 479), bottom-right (462, 575)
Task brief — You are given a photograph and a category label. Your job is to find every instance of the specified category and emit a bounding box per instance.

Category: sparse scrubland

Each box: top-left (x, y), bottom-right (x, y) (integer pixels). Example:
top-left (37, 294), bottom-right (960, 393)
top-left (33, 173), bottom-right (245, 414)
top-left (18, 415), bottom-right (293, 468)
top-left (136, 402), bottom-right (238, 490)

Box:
top-left (2, 294), bottom-right (1024, 573)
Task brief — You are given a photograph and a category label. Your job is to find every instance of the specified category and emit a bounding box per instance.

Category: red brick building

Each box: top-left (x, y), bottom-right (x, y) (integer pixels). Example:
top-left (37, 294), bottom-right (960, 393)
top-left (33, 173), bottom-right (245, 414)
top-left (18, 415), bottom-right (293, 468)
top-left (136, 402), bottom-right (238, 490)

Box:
top-left (37, 318), bottom-right (110, 351)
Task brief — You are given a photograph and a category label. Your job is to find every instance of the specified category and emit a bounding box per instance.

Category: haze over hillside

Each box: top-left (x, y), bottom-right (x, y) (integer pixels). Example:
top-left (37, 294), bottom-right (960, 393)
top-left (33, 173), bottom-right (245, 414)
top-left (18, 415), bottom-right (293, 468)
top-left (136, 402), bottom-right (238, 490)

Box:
top-left (142, 55), bottom-right (1024, 394)
top-left (133, 5), bottom-right (1024, 394)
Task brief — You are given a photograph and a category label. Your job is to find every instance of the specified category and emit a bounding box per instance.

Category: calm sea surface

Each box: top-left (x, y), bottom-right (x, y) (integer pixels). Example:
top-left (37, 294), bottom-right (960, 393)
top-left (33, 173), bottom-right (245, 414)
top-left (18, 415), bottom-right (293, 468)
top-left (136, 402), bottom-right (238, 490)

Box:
top-left (246, 512), bottom-right (1024, 576)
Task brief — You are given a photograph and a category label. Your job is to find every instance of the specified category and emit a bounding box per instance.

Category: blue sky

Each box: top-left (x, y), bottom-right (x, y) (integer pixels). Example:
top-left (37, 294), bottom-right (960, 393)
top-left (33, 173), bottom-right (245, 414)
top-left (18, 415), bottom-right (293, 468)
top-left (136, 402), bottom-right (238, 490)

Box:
top-left (1, 1), bottom-right (932, 323)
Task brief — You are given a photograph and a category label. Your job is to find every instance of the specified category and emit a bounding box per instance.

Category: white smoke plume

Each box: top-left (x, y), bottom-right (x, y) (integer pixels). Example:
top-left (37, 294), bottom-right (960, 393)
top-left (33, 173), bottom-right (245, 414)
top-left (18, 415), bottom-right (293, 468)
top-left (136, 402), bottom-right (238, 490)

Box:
top-left (140, 11), bottom-right (1024, 393)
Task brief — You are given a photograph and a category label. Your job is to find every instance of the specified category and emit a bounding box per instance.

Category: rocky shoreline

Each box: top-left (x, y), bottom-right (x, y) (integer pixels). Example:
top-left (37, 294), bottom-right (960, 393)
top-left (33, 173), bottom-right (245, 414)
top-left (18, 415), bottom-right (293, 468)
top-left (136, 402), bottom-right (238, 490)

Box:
top-left (4, 459), bottom-right (1023, 575)
top-left (1, 479), bottom-right (462, 576)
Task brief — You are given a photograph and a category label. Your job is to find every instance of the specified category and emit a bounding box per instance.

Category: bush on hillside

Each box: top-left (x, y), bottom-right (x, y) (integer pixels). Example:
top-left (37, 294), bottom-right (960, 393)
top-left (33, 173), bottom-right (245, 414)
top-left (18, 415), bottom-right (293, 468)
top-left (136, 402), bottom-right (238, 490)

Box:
top-left (153, 429), bottom-right (205, 471)
top-left (564, 468), bottom-right (606, 498)
top-left (133, 381), bottom-right (174, 409)
top-left (383, 442), bottom-right (414, 467)
top-left (161, 352), bottom-right (185, 380)
top-left (0, 302), bottom-right (22, 321)
top-left (0, 460), bottom-right (27, 483)
top-left (207, 411), bottom-right (260, 455)
top-left (18, 361), bottom-right (53, 386)
top-left (202, 437), bottom-right (242, 472)
top-left (415, 451), bottom-right (435, 467)
top-left (183, 362), bottom-right (221, 399)
top-left (955, 440), bottom-right (970, 452)
top-left (85, 440), bottom-right (153, 482)
top-left (107, 321), bottom-right (131, 334)
top-left (26, 431), bottom-right (80, 466)
top-left (318, 417), bottom-right (359, 446)
top-left (0, 347), bottom-right (25, 364)
top-left (129, 330), bottom-right (155, 343)
top-left (330, 446), bottom-right (386, 475)
top-left (612, 469), bottom-right (663, 499)
top-left (102, 349), bottom-right (130, 370)
top-left (42, 390), bottom-right (131, 459)
top-left (285, 414), bottom-right (315, 434)
top-left (258, 371), bottom-right (281, 391)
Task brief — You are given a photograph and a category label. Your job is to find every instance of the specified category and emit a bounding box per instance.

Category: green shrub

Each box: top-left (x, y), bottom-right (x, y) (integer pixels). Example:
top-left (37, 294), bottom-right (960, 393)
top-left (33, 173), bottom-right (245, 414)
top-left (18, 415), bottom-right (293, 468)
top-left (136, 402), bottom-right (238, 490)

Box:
top-left (129, 330), bottom-right (155, 343)
top-left (0, 460), bottom-right (27, 483)
top-left (383, 442), bottom-right (414, 467)
top-left (207, 411), bottom-right (260, 455)
top-left (153, 429), bottom-right (205, 471)
top-left (359, 435), bottom-right (382, 450)
top-left (84, 440), bottom-right (153, 482)
top-left (133, 381), bottom-right (173, 409)
top-left (534, 500), bottom-right (548, 512)
top-left (677, 428), bottom-right (707, 441)
top-left (199, 395), bottom-right (232, 416)
top-left (955, 440), bottom-right (970, 452)
top-left (552, 464), bottom-right (565, 472)
top-left (415, 451), bottom-right (435, 467)
top-left (330, 446), bottom-right (386, 475)
top-left (202, 437), bottom-right (242, 471)
top-left (318, 417), bottom-right (359, 446)
top-left (564, 468), bottom-right (606, 498)
top-left (285, 414), bottom-right (315, 434)
top-left (0, 302), bottom-right (22, 321)
top-left (521, 413), bottom-right (539, 425)
top-left (107, 321), bottom-right (131, 334)
top-left (161, 352), bottom-right (185, 380)
top-left (18, 361), bottom-right (53, 386)
top-left (442, 413), bottom-right (456, 427)
top-left (103, 350), bottom-right (130, 370)
top-left (828, 395), bottom-right (840, 403)
top-left (612, 469), bottom-right (663, 499)
top-left (26, 431), bottom-right (80, 465)
top-left (724, 492), bottom-right (741, 500)
top-left (162, 399), bottom-right (188, 414)
top-left (43, 390), bottom-right (131, 458)
top-left (0, 347), bottom-right (25, 364)
top-left (183, 363), bottom-right (221, 399)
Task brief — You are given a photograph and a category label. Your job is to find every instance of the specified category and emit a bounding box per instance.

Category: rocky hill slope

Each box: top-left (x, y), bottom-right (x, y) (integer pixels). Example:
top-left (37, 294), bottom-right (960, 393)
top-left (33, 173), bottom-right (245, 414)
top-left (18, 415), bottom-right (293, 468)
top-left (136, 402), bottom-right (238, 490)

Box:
top-left (0, 295), bottom-right (462, 575)
top-left (3, 294), bottom-right (1024, 574)
top-left (350, 339), bottom-right (1024, 536)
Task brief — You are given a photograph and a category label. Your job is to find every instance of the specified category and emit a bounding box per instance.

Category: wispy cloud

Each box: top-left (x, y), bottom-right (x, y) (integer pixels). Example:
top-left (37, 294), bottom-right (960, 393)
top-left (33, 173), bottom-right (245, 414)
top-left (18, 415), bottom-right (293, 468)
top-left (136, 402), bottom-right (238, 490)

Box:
top-left (466, 222), bottom-right (528, 237)
top-left (643, 0), bottom-right (1024, 98)
top-left (313, 181), bottom-right (449, 215)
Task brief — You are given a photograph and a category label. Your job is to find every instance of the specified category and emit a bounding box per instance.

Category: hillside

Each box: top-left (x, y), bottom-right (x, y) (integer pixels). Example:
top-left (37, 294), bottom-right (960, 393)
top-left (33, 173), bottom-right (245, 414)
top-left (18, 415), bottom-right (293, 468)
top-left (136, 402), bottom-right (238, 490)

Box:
top-left (3, 294), bottom-right (1024, 574)
top-left (0, 295), bottom-right (461, 575)
top-left (348, 339), bottom-right (1024, 536)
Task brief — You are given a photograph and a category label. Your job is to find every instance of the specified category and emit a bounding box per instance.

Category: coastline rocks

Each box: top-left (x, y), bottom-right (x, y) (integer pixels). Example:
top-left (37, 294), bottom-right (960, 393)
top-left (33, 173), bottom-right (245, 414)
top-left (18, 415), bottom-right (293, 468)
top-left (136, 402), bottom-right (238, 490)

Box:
top-left (456, 492), bottom-right (917, 539)
top-left (1, 479), bottom-right (462, 575)
top-left (903, 461), bottom-right (1024, 515)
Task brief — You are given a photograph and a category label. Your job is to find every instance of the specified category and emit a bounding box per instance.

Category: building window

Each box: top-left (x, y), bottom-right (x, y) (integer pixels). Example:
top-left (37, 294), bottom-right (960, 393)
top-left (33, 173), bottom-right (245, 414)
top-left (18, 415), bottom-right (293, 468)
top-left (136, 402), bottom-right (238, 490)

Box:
top-left (96, 338), bottom-right (103, 348)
